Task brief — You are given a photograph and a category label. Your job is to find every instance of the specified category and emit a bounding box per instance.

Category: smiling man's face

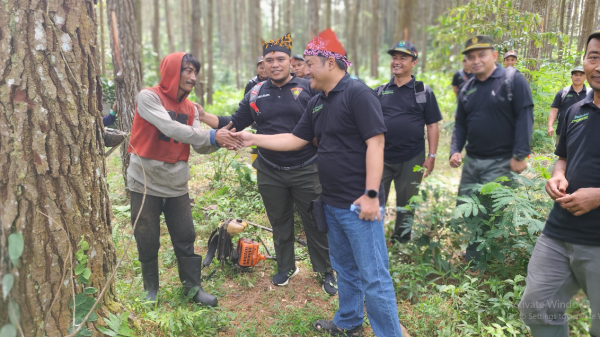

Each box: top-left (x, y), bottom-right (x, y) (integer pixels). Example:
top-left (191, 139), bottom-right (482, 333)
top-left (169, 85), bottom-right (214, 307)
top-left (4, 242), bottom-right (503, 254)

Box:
top-left (584, 38), bottom-right (600, 92)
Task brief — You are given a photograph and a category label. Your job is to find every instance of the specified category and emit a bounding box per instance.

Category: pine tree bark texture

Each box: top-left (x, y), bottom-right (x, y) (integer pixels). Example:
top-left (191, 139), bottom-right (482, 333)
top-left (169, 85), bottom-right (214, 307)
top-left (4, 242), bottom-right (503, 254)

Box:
top-left (0, 1), bottom-right (117, 336)
top-left (191, 0), bottom-right (206, 105)
top-left (107, 0), bottom-right (144, 188)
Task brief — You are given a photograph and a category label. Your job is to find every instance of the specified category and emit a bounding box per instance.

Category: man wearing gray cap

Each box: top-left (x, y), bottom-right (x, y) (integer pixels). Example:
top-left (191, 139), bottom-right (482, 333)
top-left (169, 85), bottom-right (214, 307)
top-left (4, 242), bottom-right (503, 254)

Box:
top-left (244, 56), bottom-right (269, 95)
top-left (291, 54), bottom-right (307, 78)
top-left (503, 50), bottom-right (518, 68)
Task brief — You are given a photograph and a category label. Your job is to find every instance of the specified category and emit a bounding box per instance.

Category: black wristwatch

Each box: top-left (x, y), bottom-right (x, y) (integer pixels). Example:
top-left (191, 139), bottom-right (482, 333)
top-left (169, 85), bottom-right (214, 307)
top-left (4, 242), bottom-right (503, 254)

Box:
top-left (512, 154), bottom-right (527, 162)
top-left (365, 189), bottom-right (378, 198)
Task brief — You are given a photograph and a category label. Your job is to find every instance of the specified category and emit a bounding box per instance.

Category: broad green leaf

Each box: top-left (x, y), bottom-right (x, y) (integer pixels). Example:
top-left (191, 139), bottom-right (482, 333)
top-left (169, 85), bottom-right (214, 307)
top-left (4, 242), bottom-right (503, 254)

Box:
top-left (0, 324), bottom-right (16, 337)
top-left (84, 287), bottom-right (98, 294)
top-left (2, 274), bottom-right (14, 300)
top-left (8, 233), bottom-right (24, 267)
top-left (96, 326), bottom-right (117, 337)
top-left (80, 241), bottom-right (89, 251)
top-left (8, 301), bottom-right (19, 325)
top-left (82, 268), bottom-right (91, 280)
top-left (75, 263), bottom-right (86, 276)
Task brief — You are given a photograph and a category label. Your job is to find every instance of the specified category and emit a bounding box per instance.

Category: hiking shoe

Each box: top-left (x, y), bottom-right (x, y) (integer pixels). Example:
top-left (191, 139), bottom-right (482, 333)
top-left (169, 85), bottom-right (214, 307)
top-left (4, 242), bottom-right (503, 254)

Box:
top-left (321, 272), bottom-right (338, 296)
top-left (272, 267), bottom-right (299, 286)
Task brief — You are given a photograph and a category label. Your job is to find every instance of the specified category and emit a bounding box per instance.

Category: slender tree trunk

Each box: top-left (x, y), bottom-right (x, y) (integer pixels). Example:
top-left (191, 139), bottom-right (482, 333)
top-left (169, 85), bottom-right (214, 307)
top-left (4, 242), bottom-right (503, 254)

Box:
top-left (569, 0), bottom-right (581, 52)
top-left (0, 1), bottom-right (116, 335)
top-left (254, 0), bottom-right (263, 58)
top-left (108, 0), bottom-right (144, 187)
top-left (394, 0), bottom-right (402, 42)
top-left (191, 0), bottom-right (205, 105)
top-left (557, 0), bottom-right (566, 62)
top-left (100, 0), bottom-right (106, 77)
top-left (181, 0), bottom-right (189, 52)
top-left (402, 0), bottom-right (413, 41)
top-left (164, 0), bottom-right (175, 53)
top-left (271, 0), bottom-right (277, 37)
top-left (526, 0), bottom-right (547, 75)
top-left (207, 0), bottom-right (214, 105)
top-left (234, 0), bottom-right (242, 89)
top-left (326, 0), bottom-right (332, 28)
top-left (152, 0), bottom-right (162, 81)
top-left (577, 0), bottom-right (597, 54)
top-left (309, 0), bottom-right (320, 39)
top-left (285, 0), bottom-right (292, 35)
top-left (135, 0), bottom-right (142, 44)
top-left (370, 0), bottom-right (380, 77)
top-left (350, 0), bottom-right (361, 77)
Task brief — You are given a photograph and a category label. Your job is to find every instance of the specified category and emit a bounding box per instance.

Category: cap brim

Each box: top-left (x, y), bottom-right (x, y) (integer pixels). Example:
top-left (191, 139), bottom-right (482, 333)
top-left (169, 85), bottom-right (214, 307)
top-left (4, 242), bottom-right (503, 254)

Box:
top-left (387, 48), bottom-right (417, 59)
top-left (462, 44), bottom-right (494, 54)
top-left (571, 70), bottom-right (585, 74)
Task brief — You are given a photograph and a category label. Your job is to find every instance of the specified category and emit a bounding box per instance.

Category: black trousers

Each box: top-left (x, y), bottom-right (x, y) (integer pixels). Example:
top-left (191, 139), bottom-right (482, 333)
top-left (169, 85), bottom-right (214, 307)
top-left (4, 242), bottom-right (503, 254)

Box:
top-left (254, 159), bottom-right (332, 273)
top-left (130, 191), bottom-right (198, 263)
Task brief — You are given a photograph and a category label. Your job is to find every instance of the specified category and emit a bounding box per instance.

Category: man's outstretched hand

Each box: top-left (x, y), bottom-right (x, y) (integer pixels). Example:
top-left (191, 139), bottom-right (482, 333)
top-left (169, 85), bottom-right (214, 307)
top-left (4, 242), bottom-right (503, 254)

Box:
top-left (231, 130), bottom-right (254, 147)
top-left (215, 122), bottom-right (243, 150)
top-left (193, 103), bottom-right (206, 121)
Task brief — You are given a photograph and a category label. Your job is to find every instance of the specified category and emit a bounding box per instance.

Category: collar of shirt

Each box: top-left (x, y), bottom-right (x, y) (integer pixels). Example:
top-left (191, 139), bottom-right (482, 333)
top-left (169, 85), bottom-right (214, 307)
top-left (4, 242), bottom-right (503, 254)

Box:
top-left (319, 73), bottom-right (352, 98)
top-left (475, 65), bottom-right (503, 83)
top-left (388, 75), bottom-right (415, 88)
top-left (580, 89), bottom-right (597, 109)
top-left (568, 84), bottom-right (587, 94)
top-left (263, 74), bottom-right (300, 89)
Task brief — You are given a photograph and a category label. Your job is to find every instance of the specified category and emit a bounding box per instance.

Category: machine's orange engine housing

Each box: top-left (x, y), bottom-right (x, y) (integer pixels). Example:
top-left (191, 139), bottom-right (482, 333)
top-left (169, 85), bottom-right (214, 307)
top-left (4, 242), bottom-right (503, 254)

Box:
top-left (237, 238), bottom-right (267, 267)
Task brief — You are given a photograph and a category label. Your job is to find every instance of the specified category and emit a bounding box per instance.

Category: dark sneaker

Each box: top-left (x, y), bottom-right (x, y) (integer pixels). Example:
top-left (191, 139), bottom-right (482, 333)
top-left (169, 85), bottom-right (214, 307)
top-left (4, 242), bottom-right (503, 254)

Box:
top-left (321, 272), bottom-right (338, 296)
top-left (272, 267), bottom-right (299, 286)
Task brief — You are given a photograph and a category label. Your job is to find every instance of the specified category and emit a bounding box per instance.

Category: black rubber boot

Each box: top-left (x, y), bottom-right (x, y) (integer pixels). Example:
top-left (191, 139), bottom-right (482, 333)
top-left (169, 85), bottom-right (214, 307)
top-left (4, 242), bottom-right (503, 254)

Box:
top-left (177, 256), bottom-right (218, 307)
top-left (141, 258), bottom-right (159, 303)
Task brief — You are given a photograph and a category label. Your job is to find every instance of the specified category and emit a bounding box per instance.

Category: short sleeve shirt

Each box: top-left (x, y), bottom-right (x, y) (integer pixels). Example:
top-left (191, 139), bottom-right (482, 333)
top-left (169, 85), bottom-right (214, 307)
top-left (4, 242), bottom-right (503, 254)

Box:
top-left (543, 91), bottom-right (600, 246)
top-left (550, 85), bottom-right (589, 135)
top-left (377, 76), bottom-right (443, 163)
top-left (292, 73), bottom-right (387, 209)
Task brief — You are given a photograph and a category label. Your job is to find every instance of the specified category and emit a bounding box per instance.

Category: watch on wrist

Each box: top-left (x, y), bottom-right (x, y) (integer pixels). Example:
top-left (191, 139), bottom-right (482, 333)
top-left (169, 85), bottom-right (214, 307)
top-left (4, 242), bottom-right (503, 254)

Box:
top-left (365, 189), bottom-right (378, 199)
top-left (428, 153), bottom-right (437, 158)
top-left (512, 154), bottom-right (527, 162)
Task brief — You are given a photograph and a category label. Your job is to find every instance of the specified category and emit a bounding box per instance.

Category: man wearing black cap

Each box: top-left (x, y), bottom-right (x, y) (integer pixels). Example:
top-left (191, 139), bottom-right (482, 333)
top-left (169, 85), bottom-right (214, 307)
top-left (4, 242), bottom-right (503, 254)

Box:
top-left (291, 54), bottom-right (308, 78)
top-left (503, 50), bottom-right (518, 68)
top-left (376, 41), bottom-right (442, 244)
top-left (452, 57), bottom-right (474, 96)
top-left (518, 27), bottom-right (600, 337)
top-left (244, 56), bottom-right (269, 95)
top-left (197, 34), bottom-right (337, 294)
top-left (450, 35), bottom-right (534, 265)
top-left (547, 66), bottom-right (590, 140)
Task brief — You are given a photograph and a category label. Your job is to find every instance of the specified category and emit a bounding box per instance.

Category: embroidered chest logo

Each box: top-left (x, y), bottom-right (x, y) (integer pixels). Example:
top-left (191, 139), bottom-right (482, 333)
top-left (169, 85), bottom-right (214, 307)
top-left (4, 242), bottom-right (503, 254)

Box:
top-left (466, 87), bottom-right (477, 95)
top-left (566, 94), bottom-right (573, 98)
top-left (257, 94), bottom-right (270, 99)
top-left (313, 104), bottom-right (323, 114)
top-left (381, 90), bottom-right (394, 95)
top-left (571, 113), bottom-right (589, 123)
top-left (290, 87), bottom-right (303, 100)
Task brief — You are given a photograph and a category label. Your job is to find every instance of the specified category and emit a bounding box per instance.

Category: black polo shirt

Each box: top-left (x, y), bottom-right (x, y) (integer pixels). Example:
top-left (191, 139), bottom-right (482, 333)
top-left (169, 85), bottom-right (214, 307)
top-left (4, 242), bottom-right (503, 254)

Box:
top-left (450, 66), bottom-right (534, 159)
top-left (218, 75), bottom-right (318, 168)
top-left (292, 73), bottom-right (387, 209)
top-left (377, 76), bottom-right (443, 164)
top-left (452, 70), bottom-right (475, 90)
top-left (550, 85), bottom-right (589, 135)
top-left (543, 91), bottom-right (600, 246)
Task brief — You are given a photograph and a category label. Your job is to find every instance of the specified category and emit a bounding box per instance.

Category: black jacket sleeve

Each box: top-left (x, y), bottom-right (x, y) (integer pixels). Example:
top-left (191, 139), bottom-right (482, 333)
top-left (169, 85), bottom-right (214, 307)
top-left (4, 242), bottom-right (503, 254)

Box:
top-left (511, 72), bottom-right (534, 156)
top-left (450, 96), bottom-right (468, 157)
top-left (217, 91), bottom-right (256, 130)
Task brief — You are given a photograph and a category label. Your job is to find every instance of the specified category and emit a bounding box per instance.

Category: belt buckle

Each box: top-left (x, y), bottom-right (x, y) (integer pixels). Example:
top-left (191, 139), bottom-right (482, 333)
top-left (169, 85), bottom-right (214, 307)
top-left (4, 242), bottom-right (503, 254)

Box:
top-left (281, 166), bottom-right (291, 171)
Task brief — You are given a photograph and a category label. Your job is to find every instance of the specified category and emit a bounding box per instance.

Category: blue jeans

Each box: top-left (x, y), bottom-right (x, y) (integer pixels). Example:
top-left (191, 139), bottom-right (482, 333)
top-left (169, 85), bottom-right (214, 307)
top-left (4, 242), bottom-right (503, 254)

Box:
top-left (324, 204), bottom-right (403, 337)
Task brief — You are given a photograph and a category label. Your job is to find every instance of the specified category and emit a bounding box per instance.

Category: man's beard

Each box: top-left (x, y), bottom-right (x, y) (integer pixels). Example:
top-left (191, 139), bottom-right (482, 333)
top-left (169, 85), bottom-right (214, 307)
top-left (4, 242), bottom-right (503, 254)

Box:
top-left (271, 74), bottom-right (289, 85)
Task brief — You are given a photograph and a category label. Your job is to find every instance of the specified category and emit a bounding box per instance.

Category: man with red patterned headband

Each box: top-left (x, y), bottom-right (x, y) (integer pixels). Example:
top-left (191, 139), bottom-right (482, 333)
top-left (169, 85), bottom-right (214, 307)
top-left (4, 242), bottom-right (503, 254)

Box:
top-left (233, 28), bottom-right (406, 337)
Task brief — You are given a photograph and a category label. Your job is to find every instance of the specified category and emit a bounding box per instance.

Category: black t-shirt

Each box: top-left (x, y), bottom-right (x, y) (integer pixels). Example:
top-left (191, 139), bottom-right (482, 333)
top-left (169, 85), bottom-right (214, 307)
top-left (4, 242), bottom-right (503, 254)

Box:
top-left (218, 76), bottom-right (319, 167)
top-left (452, 70), bottom-right (475, 89)
top-left (550, 85), bottom-right (589, 135)
top-left (450, 66), bottom-right (534, 159)
top-left (292, 73), bottom-right (387, 209)
top-left (377, 76), bottom-right (443, 164)
top-left (543, 91), bottom-right (600, 246)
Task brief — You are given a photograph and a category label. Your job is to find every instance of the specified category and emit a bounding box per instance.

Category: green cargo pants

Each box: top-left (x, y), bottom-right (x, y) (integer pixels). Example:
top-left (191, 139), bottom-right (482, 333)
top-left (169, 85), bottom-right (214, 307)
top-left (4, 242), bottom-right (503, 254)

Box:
top-left (254, 159), bottom-right (332, 273)
top-left (382, 149), bottom-right (425, 243)
top-left (457, 155), bottom-right (512, 262)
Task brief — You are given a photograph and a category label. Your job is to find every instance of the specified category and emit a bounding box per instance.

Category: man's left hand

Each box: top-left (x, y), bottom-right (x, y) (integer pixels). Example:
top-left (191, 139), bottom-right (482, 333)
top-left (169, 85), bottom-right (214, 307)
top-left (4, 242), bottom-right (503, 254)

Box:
top-left (215, 122), bottom-right (242, 150)
top-left (422, 157), bottom-right (435, 178)
top-left (352, 195), bottom-right (381, 222)
top-left (556, 188), bottom-right (600, 216)
top-left (510, 158), bottom-right (527, 174)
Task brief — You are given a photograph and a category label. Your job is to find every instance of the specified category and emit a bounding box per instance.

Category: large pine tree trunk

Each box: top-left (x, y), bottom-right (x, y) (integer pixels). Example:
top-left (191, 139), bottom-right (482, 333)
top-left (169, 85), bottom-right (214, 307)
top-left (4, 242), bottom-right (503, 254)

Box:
top-left (308, 0), bottom-right (320, 39)
top-left (577, 0), bottom-right (597, 53)
top-left (152, 0), bottom-right (162, 81)
top-left (164, 0), bottom-right (175, 53)
top-left (557, 0), bottom-right (567, 62)
top-left (107, 0), bottom-right (144, 188)
top-left (191, 0), bottom-right (206, 105)
top-left (0, 1), bottom-right (117, 336)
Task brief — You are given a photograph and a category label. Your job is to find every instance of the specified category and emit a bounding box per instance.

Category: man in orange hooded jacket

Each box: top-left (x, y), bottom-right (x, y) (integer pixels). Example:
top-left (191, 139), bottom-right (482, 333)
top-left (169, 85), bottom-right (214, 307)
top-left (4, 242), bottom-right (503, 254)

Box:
top-left (127, 52), bottom-right (240, 306)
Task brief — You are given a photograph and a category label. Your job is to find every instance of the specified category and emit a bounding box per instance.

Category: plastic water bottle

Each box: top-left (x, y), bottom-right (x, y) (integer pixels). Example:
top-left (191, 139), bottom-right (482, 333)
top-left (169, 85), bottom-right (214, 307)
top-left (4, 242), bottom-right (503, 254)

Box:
top-left (350, 204), bottom-right (360, 214)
